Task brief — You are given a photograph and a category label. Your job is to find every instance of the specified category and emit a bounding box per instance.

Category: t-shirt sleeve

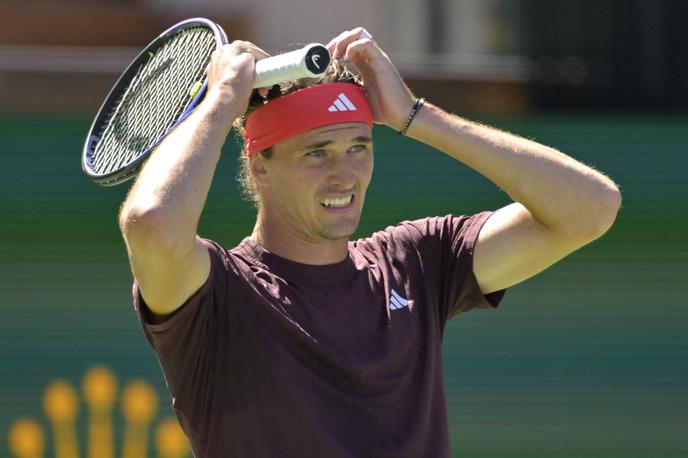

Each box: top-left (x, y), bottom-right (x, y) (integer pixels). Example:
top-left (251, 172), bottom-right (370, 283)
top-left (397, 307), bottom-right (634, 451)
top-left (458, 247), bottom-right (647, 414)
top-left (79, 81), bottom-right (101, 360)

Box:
top-left (399, 212), bottom-right (506, 322)
top-left (132, 238), bottom-right (228, 412)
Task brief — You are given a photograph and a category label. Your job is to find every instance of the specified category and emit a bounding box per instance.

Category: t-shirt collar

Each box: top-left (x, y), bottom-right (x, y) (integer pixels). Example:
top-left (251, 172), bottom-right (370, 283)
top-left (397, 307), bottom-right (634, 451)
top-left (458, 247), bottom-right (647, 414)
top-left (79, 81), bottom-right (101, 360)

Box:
top-left (235, 237), bottom-right (357, 286)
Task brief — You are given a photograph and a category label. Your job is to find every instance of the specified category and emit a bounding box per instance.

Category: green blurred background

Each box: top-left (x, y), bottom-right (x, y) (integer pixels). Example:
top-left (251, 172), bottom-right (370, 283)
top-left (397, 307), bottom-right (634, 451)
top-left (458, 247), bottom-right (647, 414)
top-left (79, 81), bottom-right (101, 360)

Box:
top-left (2, 115), bottom-right (686, 457)
top-left (2, 0), bottom-right (687, 457)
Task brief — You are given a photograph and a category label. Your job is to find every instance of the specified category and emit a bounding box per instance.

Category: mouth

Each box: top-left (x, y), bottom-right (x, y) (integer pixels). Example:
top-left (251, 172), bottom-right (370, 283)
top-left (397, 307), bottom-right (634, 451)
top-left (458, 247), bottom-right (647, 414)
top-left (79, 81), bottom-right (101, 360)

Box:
top-left (320, 194), bottom-right (355, 210)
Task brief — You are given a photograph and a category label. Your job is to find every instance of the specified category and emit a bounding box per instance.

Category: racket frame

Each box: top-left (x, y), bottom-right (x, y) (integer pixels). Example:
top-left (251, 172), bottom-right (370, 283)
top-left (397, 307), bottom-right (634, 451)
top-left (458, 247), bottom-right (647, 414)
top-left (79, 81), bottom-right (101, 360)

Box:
top-left (82, 17), bottom-right (227, 186)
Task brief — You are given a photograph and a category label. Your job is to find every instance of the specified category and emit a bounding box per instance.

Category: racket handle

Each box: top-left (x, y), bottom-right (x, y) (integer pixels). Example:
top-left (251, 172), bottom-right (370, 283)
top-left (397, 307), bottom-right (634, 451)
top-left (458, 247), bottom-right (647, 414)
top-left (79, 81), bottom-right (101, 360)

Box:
top-left (253, 43), bottom-right (331, 88)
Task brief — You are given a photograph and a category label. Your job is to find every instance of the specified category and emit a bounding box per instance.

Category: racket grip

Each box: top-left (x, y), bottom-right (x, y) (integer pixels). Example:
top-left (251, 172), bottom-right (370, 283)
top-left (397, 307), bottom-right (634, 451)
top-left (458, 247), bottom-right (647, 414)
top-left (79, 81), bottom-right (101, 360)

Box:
top-left (253, 43), bottom-right (331, 89)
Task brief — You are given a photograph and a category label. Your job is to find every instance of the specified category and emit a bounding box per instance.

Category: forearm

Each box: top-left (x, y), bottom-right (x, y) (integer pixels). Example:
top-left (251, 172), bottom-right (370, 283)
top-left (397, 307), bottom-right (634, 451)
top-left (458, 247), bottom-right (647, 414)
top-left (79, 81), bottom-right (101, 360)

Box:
top-left (120, 92), bottom-right (241, 245)
top-left (406, 103), bottom-right (621, 235)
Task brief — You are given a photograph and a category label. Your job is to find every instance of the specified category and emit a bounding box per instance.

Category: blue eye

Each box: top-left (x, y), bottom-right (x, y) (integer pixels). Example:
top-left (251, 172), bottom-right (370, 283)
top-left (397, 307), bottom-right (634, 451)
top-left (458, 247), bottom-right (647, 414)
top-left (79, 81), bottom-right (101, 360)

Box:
top-left (306, 149), bottom-right (324, 157)
top-left (349, 144), bottom-right (367, 153)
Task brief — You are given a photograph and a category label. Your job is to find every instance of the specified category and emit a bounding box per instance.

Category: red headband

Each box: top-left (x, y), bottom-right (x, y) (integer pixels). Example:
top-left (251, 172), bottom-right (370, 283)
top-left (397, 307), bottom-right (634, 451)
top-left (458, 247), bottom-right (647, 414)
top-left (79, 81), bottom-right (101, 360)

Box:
top-left (244, 83), bottom-right (373, 156)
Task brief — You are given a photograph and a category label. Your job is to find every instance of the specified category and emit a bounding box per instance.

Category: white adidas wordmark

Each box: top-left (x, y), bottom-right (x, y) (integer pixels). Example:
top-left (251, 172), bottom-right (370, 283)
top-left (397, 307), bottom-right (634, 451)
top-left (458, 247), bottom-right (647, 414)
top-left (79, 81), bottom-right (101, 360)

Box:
top-left (389, 289), bottom-right (412, 311)
top-left (328, 93), bottom-right (357, 112)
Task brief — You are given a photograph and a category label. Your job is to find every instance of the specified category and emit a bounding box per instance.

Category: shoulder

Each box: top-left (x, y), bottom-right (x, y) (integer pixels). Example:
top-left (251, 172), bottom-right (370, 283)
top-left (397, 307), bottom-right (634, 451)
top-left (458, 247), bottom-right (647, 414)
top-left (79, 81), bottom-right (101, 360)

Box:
top-left (355, 213), bottom-right (491, 248)
top-left (350, 216), bottom-right (452, 266)
top-left (193, 237), bottom-right (232, 277)
top-left (354, 216), bottom-right (438, 247)
top-left (198, 237), bottom-right (260, 288)
top-left (352, 212), bottom-right (495, 267)
top-left (204, 237), bottom-right (255, 270)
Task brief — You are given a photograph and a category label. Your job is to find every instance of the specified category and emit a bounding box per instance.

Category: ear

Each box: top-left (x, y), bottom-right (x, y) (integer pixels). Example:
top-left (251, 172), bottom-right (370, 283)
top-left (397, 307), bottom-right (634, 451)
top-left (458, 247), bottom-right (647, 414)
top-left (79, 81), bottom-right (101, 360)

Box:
top-left (249, 154), bottom-right (271, 188)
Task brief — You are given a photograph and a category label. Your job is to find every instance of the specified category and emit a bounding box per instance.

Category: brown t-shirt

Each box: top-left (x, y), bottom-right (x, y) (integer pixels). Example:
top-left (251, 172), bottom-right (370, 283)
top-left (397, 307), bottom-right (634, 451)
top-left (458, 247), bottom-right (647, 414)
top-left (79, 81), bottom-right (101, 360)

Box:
top-left (133, 212), bottom-right (505, 458)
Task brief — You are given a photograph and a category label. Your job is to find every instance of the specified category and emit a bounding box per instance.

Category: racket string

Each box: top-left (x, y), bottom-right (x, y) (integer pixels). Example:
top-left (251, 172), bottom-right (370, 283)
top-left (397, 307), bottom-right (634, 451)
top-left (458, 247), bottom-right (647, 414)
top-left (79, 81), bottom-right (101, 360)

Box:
top-left (98, 28), bottom-right (208, 171)
top-left (97, 28), bottom-right (214, 173)
top-left (92, 26), bottom-right (217, 176)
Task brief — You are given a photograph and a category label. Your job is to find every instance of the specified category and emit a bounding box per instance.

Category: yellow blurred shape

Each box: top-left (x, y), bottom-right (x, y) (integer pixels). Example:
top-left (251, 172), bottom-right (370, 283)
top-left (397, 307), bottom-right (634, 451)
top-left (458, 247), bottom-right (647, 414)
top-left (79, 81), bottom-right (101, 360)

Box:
top-left (12, 366), bottom-right (183, 458)
top-left (83, 365), bottom-right (118, 412)
top-left (188, 80), bottom-right (203, 98)
top-left (122, 380), bottom-right (158, 423)
top-left (42, 380), bottom-right (80, 458)
top-left (43, 380), bottom-right (78, 422)
top-left (8, 418), bottom-right (45, 458)
top-left (121, 380), bottom-right (159, 458)
top-left (83, 366), bottom-right (117, 458)
top-left (156, 418), bottom-right (190, 458)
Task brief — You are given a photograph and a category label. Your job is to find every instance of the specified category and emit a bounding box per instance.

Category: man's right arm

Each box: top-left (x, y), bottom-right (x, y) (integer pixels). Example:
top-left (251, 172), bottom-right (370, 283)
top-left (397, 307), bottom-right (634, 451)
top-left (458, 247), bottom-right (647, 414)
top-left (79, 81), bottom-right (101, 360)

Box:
top-left (119, 42), bottom-right (267, 317)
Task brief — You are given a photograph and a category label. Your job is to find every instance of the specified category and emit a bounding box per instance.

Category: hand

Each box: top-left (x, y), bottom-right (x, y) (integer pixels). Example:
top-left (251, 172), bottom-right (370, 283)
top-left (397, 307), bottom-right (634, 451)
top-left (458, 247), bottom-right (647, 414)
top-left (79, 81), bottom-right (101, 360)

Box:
top-left (205, 41), bottom-right (271, 119)
top-left (326, 28), bottom-right (415, 131)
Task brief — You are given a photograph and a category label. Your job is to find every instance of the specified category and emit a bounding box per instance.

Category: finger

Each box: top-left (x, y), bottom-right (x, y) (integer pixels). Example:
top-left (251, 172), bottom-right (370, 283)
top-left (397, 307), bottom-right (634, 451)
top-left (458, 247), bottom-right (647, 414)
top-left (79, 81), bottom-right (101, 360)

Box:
top-left (342, 38), bottom-right (384, 66)
top-left (326, 30), bottom-right (351, 53)
top-left (231, 42), bottom-right (272, 96)
top-left (333, 27), bottom-right (367, 59)
top-left (207, 43), bottom-right (271, 91)
top-left (218, 41), bottom-right (271, 63)
top-left (244, 44), bottom-right (271, 62)
top-left (328, 27), bottom-right (369, 59)
top-left (206, 49), bottom-right (219, 73)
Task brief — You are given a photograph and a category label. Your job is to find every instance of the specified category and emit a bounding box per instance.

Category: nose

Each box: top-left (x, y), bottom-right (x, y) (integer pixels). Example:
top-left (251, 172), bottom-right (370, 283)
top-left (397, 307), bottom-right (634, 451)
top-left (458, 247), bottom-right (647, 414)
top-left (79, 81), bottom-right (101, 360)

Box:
top-left (326, 155), bottom-right (356, 190)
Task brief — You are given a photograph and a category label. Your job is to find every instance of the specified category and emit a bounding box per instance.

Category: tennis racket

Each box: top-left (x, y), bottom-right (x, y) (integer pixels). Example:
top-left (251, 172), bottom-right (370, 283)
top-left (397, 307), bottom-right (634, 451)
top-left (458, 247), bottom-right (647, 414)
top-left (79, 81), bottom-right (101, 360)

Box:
top-left (82, 17), bottom-right (331, 186)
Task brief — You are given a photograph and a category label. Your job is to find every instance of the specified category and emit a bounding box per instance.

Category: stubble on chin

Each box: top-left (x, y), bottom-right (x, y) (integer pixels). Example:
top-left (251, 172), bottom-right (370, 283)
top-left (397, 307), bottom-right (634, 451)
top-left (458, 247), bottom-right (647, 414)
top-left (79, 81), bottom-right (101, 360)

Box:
top-left (317, 216), bottom-right (361, 241)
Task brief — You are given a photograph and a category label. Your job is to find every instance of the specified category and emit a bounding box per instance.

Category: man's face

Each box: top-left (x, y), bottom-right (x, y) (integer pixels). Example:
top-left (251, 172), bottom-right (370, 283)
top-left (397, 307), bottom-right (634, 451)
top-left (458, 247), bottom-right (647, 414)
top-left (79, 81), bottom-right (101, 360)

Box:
top-left (257, 122), bottom-right (374, 242)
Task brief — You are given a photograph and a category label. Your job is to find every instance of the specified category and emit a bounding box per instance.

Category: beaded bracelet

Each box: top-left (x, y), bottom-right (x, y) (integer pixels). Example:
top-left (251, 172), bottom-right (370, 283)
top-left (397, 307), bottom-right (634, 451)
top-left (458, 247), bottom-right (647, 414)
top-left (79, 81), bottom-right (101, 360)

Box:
top-left (399, 98), bottom-right (426, 135)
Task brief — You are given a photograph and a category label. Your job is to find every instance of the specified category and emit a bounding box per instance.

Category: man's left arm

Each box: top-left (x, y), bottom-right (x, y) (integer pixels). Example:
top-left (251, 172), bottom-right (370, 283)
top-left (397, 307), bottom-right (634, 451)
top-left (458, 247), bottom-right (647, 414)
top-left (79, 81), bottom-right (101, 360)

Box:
top-left (328, 27), bottom-right (622, 295)
top-left (405, 105), bottom-right (622, 294)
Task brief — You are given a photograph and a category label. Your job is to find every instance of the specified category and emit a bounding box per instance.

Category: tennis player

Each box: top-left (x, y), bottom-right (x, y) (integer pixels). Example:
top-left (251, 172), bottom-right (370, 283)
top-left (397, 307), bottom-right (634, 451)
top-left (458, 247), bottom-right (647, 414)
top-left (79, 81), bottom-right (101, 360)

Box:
top-left (119, 28), bottom-right (621, 457)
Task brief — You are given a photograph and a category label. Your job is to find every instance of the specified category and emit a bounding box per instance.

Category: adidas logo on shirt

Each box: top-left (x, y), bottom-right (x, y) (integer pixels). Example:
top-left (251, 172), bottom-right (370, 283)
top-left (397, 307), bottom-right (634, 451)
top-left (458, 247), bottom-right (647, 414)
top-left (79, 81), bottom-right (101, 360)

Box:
top-left (389, 289), bottom-right (412, 311)
top-left (328, 93), bottom-right (358, 112)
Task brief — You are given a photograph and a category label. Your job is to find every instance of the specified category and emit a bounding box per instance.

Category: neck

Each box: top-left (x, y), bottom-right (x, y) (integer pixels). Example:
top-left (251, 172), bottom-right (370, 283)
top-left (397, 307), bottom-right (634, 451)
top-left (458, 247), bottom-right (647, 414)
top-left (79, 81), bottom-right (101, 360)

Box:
top-left (250, 210), bottom-right (350, 265)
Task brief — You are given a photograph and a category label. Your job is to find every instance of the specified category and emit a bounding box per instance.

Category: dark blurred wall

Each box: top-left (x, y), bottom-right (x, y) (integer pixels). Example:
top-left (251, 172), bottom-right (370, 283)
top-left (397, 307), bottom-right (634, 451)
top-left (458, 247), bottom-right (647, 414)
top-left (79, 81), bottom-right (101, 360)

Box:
top-left (522, 0), bottom-right (687, 111)
top-left (0, 2), bottom-right (250, 115)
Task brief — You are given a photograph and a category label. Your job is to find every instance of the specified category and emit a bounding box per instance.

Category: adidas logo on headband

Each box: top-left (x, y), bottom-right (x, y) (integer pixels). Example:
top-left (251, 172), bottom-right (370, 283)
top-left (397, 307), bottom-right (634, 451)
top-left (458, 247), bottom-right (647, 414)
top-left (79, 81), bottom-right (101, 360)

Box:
top-left (244, 83), bottom-right (372, 156)
top-left (328, 93), bottom-right (358, 112)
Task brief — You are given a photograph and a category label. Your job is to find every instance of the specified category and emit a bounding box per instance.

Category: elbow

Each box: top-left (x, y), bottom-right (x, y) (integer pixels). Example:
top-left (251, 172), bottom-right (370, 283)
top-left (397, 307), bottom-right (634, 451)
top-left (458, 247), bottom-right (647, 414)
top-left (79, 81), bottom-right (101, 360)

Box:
top-left (119, 202), bottom-right (172, 248)
top-left (580, 183), bottom-right (623, 241)
top-left (119, 202), bottom-right (158, 238)
top-left (119, 201), bottom-right (196, 258)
